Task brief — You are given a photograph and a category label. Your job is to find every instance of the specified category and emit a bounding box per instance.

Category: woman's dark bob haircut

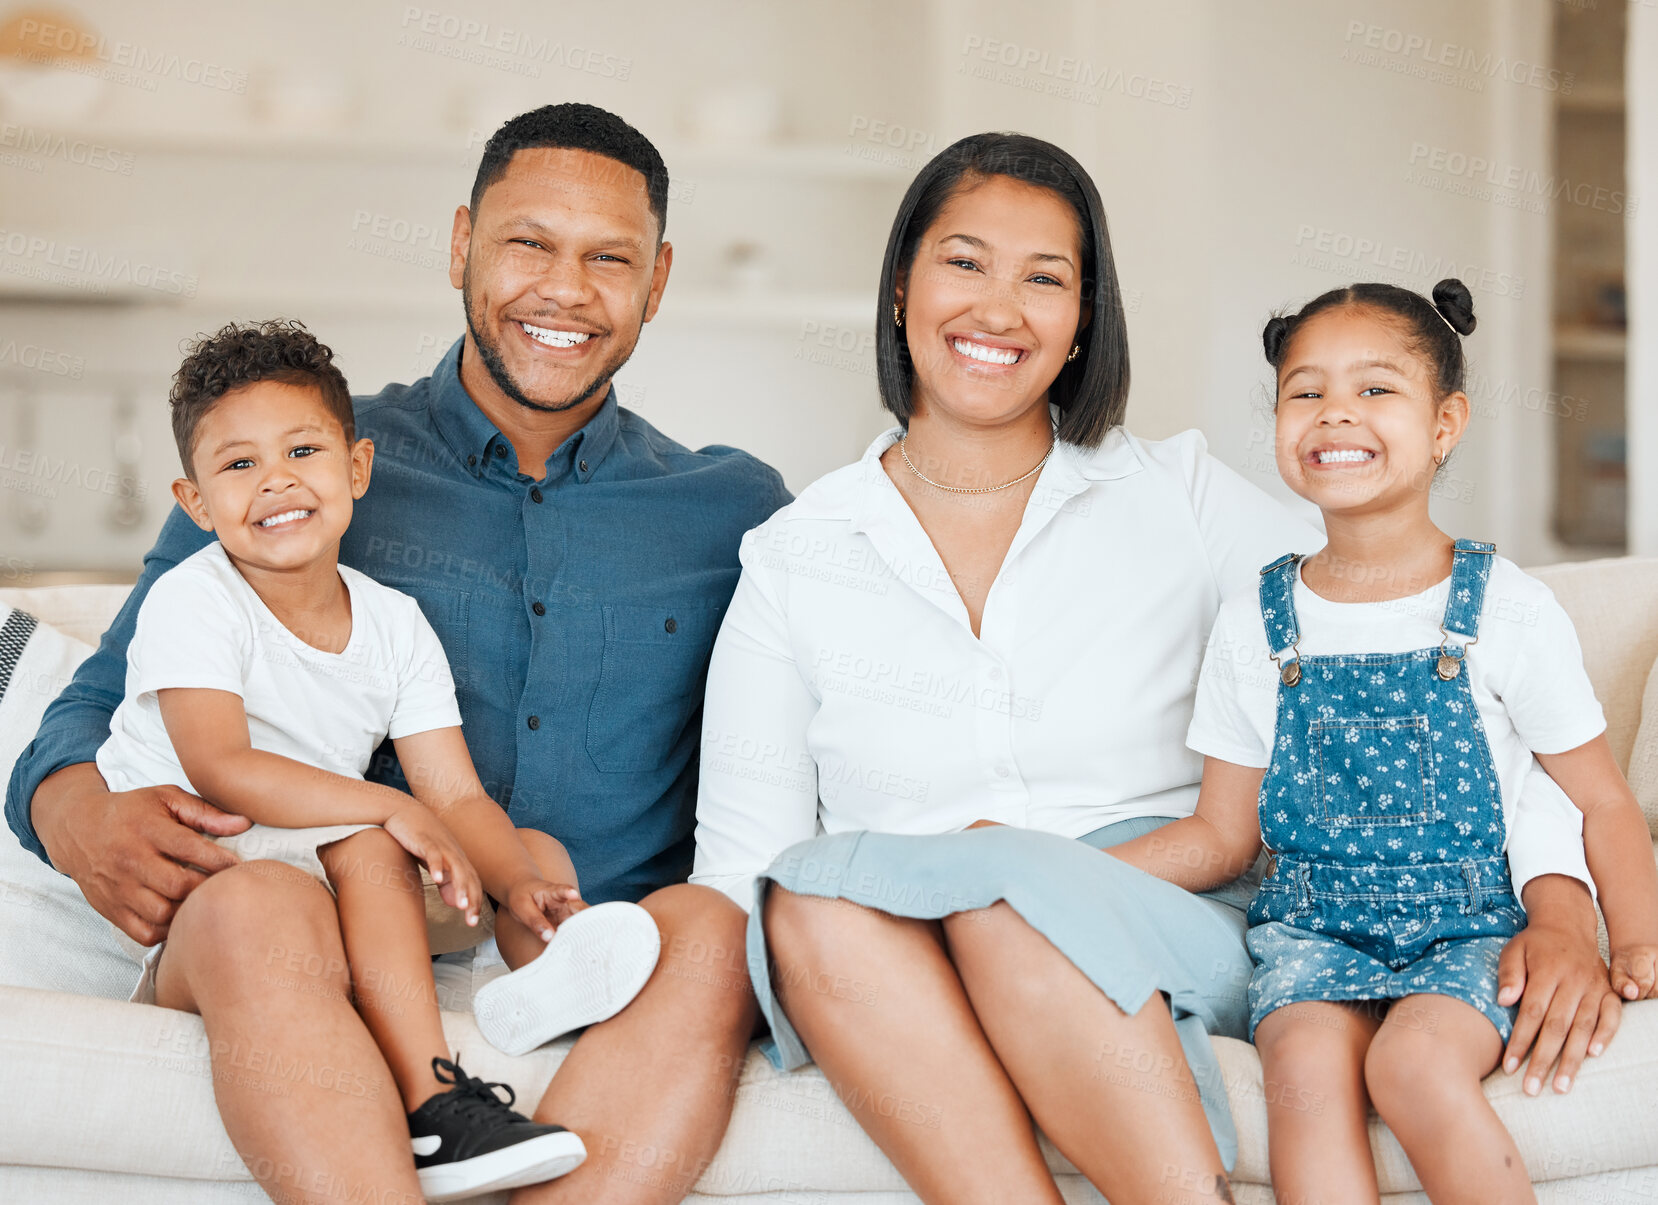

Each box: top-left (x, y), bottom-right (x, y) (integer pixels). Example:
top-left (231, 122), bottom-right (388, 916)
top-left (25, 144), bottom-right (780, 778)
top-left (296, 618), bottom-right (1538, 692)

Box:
top-left (875, 132), bottom-right (1129, 448)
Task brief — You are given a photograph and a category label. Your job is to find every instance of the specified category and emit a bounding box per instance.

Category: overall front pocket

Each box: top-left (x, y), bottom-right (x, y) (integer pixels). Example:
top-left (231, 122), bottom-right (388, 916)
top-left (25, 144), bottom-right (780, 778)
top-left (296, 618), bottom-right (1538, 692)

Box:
top-left (1311, 714), bottom-right (1438, 828)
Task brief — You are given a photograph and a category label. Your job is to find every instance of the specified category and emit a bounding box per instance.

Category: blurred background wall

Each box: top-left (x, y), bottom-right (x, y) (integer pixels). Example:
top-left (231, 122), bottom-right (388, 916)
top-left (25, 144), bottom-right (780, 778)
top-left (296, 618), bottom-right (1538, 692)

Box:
top-left (0, 0), bottom-right (1645, 581)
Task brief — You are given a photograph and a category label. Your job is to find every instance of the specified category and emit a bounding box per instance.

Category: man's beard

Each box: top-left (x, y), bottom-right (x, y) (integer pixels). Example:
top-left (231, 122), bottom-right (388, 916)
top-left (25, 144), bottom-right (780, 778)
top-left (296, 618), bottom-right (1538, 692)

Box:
top-left (462, 266), bottom-right (637, 414)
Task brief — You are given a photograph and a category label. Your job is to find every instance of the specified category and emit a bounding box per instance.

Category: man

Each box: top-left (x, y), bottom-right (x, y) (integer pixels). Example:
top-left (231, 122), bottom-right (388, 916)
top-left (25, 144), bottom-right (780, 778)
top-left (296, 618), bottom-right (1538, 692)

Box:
top-left (6, 102), bottom-right (787, 1204)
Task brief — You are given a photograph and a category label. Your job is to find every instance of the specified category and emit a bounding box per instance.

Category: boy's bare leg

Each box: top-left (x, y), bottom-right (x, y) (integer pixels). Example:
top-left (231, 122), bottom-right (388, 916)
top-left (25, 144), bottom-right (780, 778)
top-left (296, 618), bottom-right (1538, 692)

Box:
top-left (153, 858), bottom-right (425, 1205)
top-left (318, 827), bottom-right (449, 1111)
top-left (1253, 1001), bottom-right (1384, 1205)
top-left (495, 827), bottom-right (586, 972)
top-left (510, 883), bottom-right (759, 1204)
top-left (1366, 994), bottom-right (1537, 1205)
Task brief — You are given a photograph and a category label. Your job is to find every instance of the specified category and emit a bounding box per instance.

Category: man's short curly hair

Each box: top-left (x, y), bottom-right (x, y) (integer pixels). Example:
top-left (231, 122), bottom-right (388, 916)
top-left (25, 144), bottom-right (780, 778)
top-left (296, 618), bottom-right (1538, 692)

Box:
top-left (170, 319), bottom-right (353, 475)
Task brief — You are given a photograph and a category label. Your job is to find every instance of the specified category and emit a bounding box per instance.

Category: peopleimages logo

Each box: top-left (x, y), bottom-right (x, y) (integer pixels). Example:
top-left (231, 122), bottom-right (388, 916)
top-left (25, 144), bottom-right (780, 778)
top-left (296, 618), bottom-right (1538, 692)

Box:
top-left (398, 7), bottom-right (632, 80)
top-left (1290, 225), bottom-right (1524, 300)
top-left (0, 230), bottom-right (197, 297)
top-left (1408, 143), bottom-right (1635, 217)
top-left (0, 124), bottom-right (135, 174)
top-left (12, 17), bottom-right (247, 92)
top-left (959, 35), bottom-right (1193, 108)
top-left (1343, 21), bottom-right (1573, 93)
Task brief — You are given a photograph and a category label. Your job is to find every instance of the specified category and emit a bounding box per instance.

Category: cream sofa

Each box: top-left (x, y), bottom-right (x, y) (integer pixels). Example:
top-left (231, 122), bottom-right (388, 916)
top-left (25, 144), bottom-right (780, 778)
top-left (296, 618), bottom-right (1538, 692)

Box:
top-left (3, 560), bottom-right (1658, 1204)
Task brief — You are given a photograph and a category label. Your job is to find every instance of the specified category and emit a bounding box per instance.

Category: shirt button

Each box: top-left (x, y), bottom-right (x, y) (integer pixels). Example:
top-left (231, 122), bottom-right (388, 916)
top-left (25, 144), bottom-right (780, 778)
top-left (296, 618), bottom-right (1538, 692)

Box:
top-left (526, 715), bottom-right (540, 731)
top-left (530, 487), bottom-right (544, 504)
top-left (989, 666), bottom-right (1002, 680)
top-left (532, 601), bottom-right (546, 616)
top-left (467, 454), bottom-right (477, 468)
top-left (579, 459), bottom-right (589, 474)
top-left (495, 444), bottom-right (507, 459)
top-left (995, 764), bottom-right (1010, 778)
top-left (664, 616), bottom-right (677, 634)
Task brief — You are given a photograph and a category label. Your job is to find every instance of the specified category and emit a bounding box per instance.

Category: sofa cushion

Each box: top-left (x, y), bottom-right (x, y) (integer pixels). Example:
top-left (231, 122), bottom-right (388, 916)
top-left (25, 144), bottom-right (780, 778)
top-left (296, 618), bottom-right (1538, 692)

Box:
top-left (1626, 654), bottom-right (1658, 839)
top-left (0, 584), bottom-right (134, 647)
top-left (2, 984), bottom-right (1654, 1198)
top-left (1529, 557), bottom-right (1658, 776)
top-left (0, 603), bottom-right (143, 999)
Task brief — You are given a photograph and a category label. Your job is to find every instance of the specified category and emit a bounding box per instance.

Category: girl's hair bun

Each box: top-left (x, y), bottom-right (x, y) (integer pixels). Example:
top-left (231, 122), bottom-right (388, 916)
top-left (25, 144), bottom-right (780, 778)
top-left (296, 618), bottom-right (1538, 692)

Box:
top-left (1262, 314), bottom-right (1292, 365)
top-left (1431, 278), bottom-right (1477, 336)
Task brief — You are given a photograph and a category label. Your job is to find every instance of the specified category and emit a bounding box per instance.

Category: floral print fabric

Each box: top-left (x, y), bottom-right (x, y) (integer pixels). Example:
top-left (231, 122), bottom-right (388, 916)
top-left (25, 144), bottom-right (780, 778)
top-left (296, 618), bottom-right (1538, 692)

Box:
top-left (1245, 540), bottom-right (1523, 1039)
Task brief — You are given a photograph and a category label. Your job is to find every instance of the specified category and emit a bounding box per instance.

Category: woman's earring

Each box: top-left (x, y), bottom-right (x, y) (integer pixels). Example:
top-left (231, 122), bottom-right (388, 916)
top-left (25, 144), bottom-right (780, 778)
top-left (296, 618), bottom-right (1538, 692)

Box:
top-left (893, 304), bottom-right (904, 328)
top-left (1066, 345), bottom-right (1081, 362)
top-left (1434, 450), bottom-right (1446, 466)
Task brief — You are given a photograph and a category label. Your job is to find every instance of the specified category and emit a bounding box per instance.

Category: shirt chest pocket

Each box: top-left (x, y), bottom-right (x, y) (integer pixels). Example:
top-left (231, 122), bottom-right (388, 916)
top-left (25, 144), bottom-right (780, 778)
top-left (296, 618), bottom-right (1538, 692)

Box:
top-left (1310, 714), bottom-right (1439, 829)
top-left (585, 603), bottom-right (719, 774)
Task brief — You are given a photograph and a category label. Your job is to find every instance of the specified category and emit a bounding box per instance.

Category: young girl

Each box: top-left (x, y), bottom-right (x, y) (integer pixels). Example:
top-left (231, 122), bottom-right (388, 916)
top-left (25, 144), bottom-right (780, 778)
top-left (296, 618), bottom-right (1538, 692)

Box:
top-left (1108, 279), bottom-right (1658, 1203)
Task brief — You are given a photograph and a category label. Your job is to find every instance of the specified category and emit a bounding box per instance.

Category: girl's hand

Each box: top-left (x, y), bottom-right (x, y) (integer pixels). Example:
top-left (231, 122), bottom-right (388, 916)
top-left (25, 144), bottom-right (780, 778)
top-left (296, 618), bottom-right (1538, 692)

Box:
top-left (505, 876), bottom-right (584, 943)
top-left (1610, 945), bottom-right (1658, 1000)
top-left (383, 804), bottom-right (485, 927)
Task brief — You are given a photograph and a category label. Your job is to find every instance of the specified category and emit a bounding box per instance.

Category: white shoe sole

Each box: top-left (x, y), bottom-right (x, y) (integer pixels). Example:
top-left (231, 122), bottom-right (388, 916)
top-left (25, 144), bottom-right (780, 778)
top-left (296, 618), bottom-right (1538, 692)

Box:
top-left (419, 1128), bottom-right (587, 1201)
top-left (474, 900), bottom-right (661, 1057)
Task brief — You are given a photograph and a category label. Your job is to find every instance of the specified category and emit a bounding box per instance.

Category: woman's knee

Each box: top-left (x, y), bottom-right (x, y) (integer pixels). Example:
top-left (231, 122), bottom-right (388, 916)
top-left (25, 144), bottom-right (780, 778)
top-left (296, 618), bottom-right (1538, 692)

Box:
top-left (762, 886), bottom-right (873, 962)
top-left (939, 899), bottom-right (1020, 945)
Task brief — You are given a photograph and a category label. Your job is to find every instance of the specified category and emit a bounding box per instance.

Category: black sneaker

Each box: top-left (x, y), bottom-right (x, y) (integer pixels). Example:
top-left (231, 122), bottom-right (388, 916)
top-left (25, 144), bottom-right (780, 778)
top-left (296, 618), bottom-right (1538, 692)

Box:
top-left (407, 1056), bottom-right (586, 1201)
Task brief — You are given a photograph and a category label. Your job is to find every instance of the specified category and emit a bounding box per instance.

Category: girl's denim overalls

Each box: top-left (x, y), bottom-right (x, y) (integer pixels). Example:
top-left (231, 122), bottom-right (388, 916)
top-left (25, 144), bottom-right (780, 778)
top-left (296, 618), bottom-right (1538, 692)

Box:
top-left (1243, 539), bottom-right (1525, 1039)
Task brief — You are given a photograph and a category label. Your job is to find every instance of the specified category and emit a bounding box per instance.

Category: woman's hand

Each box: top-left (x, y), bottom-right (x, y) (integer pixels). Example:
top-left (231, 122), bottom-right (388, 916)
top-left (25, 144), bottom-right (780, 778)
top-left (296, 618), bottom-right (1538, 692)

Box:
top-left (504, 876), bottom-right (585, 943)
top-left (383, 803), bottom-right (484, 926)
top-left (1498, 875), bottom-right (1620, 1095)
top-left (1610, 944), bottom-right (1658, 1001)
top-left (965, 819), bottom-right (1005, 830)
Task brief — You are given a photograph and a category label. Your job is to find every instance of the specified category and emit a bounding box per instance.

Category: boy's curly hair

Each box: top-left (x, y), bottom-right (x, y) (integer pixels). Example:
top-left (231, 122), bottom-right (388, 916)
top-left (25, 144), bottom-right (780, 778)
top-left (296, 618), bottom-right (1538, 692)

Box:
top-left (170, 319), bottom-right (353, 475)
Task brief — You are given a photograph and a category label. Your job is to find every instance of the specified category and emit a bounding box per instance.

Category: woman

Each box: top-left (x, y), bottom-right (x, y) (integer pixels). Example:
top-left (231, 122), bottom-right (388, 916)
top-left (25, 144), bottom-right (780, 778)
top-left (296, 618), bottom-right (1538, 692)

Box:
top-left (691, 133), bottom-right (1616, 1204)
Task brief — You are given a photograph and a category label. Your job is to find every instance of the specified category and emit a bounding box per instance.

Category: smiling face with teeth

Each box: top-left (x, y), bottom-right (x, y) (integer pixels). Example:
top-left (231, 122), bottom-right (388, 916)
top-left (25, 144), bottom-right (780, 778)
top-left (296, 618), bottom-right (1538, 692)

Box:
top-left (449, 146), bottom-right (672, 445)
top-left (1273, 305), bottom-right (1469, 521)
top-left (172, 381), bottom-right (373, 582)
top-left (895, 174), bottom-right (1089, 436)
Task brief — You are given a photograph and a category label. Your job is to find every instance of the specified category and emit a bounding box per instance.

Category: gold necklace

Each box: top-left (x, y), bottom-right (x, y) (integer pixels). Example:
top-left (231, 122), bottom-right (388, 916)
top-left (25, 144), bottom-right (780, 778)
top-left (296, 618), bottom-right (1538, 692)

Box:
top-left (898, 434), bottom-right (1054, 494)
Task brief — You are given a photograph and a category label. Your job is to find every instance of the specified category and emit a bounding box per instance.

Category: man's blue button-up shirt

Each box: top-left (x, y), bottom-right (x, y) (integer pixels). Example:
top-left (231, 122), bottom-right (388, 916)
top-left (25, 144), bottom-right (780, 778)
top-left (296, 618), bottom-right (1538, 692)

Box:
top-left (6, 338), bottom-right (792, 903)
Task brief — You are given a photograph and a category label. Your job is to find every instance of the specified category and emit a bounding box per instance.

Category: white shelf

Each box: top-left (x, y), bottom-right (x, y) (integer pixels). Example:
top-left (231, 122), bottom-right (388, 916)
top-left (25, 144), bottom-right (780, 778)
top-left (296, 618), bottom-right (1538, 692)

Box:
top-left (1554, 325), bottom-right (1627, 361)
top-left (10, 123), bottom-right (915, 180)
top-left (0, 281), bottom-right (875, 328)
top-left (1559, 85), bottom-right (1625, 115)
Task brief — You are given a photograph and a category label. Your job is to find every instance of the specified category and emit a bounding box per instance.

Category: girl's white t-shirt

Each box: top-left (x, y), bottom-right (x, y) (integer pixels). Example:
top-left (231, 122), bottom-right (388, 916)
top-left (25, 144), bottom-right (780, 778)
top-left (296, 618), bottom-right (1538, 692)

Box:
top-left (1187, 553), bottom-right (1604, 895)
top-left (96, 540), bottom-right (463, 795)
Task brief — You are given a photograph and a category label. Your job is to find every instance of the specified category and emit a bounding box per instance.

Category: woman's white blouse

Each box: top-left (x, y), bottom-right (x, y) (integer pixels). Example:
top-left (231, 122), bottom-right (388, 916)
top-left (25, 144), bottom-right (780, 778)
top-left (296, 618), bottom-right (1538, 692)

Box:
top-left (690, 425), bottom-right (1589, 910)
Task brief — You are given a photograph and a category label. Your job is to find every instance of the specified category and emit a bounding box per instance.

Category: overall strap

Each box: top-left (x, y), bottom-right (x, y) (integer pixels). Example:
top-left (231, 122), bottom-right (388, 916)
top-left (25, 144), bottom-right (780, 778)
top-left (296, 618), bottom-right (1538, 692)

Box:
top-left (1440, 538), bottom-right (1497, 641)
top-left (1257, 553), bottom-right (1303, 657)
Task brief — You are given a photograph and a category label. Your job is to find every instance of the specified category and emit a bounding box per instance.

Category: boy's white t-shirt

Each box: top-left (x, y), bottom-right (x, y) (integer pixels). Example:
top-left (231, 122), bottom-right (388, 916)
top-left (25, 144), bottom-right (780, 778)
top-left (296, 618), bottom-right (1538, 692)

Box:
top-left (1187, 554), bottom-right (1604, 897)
top-left (96, 541), bottom-right (463, 795)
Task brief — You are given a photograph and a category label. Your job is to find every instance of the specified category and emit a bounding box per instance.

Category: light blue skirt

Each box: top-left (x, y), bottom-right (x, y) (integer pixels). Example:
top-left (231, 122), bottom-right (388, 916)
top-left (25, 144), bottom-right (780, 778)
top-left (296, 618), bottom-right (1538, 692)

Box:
top-left (745, 817), bottom-right (1259, 1170)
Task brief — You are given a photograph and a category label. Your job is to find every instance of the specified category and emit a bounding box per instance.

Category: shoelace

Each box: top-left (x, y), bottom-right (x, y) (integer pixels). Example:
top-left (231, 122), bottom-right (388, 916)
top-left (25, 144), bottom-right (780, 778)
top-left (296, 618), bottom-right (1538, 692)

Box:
top-left (424, 1055), bottom-right (521, 1125)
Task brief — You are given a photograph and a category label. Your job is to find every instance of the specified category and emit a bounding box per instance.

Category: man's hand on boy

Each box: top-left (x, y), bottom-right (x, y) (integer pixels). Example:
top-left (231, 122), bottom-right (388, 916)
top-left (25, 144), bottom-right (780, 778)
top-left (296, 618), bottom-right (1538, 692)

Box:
top-left (35, 764), bottom-right (249, 945)
top-left (1610, 944), bottom-right (1658, 1001)
top-left (504, 877), bottom-right (584, 943)
top-left (383, 802), bottom-right (485, 926)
